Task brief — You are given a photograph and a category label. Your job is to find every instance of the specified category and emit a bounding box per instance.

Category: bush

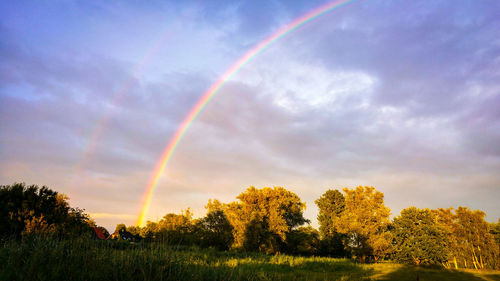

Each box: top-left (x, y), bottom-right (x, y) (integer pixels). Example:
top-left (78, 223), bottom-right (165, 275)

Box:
top-left (0, 183), bottom-right (91, 238)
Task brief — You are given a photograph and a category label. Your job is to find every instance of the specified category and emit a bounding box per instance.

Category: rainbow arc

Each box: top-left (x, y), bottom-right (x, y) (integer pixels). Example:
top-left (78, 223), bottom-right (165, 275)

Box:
top-left (137, 0), bottom-right (359, 226)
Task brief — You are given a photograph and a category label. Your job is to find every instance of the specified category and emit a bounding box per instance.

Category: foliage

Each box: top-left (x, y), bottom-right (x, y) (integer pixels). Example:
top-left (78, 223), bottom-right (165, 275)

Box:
top-left (333, 186), bottom-right (392, 262)
top-left (284, 226), bottom-right (320, 256)
top-left (197, 204), bottom-right (234, 250)
top-left (123, 204), bottom-right (233, 249)
top-left (318, 233), bottom-right (347, 257)
top-left (153, 209), bottom-right (198, 245)
top-left (315, 189), bottom-right (345, 238)
top-left (3, 182), bottom-right (499, 273)
top-left (114, 223), bottom-right (126, 234)
top-left (0, 183), bottom-right (92, 238)
top-left (490, 219), bottom-right (500, 246)
top-left (315, 189), bottom-right (346, 257)
top-left (126, 225), bottom-right (141, 236)
top-left (392, 207), bottom-right (448, 266)
top-left (224, 186), bottom-right (309, 253)
top-left (433, 207), bottom-right (499, 270)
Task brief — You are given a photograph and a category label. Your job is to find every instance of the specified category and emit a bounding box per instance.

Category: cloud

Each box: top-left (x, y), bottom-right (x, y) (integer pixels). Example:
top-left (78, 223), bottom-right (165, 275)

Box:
top-left (1, 0), bottom-right (499, 231)
top-left (89, 213), bottom-right (136, 220)
top-left (160, 1), bottom-right (500, 221)
top-left (0, 35), bottom-right (216, 229)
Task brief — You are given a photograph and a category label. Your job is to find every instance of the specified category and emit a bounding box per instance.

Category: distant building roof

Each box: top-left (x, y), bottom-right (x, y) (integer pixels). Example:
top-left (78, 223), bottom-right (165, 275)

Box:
top-left (93, 227), bottom-right (107, 239)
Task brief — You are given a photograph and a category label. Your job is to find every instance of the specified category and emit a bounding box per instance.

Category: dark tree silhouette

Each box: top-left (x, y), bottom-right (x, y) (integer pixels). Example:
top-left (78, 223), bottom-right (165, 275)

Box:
top-left (0, 183), bottom-right (91, 237)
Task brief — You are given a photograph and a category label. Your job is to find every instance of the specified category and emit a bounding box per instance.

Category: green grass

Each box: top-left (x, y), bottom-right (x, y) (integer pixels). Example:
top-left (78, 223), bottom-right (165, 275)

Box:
top-left (1, 237), bottom-right (499, 281)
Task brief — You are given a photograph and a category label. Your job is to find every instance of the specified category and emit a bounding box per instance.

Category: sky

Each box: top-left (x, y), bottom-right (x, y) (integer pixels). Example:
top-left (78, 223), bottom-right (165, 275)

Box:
top-left (1, 0), bottom-right (499, 231)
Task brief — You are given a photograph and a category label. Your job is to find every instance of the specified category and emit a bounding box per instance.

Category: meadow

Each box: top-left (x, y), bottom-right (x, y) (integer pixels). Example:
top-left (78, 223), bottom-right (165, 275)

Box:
top-left (1, 237), bottom-right (499, 281)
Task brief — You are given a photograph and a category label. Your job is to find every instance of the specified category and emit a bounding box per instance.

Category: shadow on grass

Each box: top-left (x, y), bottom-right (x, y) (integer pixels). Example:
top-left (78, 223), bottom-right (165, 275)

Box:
top-left (0, 237), bottom-right (376, 281)
top-left (173, 259), bottom-right (376, 281)
top-left (481, 273), bottom-right (500, 281)
top-left (7, 238), bottom-right (500, 281)
top-left (376, 265), bottom-right (500, 281)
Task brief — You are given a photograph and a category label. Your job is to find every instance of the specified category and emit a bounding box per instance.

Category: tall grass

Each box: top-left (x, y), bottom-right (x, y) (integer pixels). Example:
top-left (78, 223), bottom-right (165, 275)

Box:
top-left (1, 237), bottom-right (499, 281)
top-left (0, 237), bottom-right (368, 281)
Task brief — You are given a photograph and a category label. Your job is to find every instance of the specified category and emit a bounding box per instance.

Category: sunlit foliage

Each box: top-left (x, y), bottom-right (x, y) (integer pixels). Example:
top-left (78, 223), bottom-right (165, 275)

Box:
top-left (490, 219), bottom-right (500, 246)
top-left (2, 181), bottom-right (499, 272)
top-left (333, 186), bottom-right (392, 262)
top-left (433, 207), bottom-right (499, 269)
top-left (223, 186), bottom-right (309, 253)
top-left (392, 207), bottom-right (448, 266)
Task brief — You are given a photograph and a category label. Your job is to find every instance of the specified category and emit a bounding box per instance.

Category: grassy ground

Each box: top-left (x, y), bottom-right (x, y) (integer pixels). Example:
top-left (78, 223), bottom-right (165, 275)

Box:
top-left (1, 237), bottom-right (499, 281)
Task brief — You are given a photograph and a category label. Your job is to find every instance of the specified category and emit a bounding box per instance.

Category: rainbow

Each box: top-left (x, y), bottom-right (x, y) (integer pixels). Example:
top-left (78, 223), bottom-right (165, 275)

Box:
top-left (69, 23), bottom-right (178, 195)
top-left (137, 0), bottom-right (359, 226)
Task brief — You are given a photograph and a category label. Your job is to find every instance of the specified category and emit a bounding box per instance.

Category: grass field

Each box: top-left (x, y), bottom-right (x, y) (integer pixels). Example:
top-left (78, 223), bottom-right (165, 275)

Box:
top-left (1, 237), bottom-right (499, 281)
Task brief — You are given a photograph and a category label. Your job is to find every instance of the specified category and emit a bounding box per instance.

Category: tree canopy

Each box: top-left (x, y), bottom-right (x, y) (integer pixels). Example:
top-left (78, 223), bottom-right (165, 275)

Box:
top-left (0, 183), bottom-right (92, 237)
top-left (333, 186), bottom-right (392, 262)
top-left (2, 182), bottom-right (498, 270)
top-left (392, 207), bottom-right (448, 266)
top-left (197, 200), bottom-right (234, 250)
top-left (315, 189), bottom-right (345, 238)
top-left (433, 207), bottom-right (499, 269)
top-left (315, 189), bottom-right (346, 257)
top-left (224, 186), bottom-right (309, 253)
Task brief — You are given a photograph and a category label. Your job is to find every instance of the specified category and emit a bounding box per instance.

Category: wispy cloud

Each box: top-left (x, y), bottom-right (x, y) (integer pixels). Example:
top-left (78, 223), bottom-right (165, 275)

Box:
top-left (89, 213), bottom-right (137, 220)
top-left (1, 0), bottom-right (499, 230)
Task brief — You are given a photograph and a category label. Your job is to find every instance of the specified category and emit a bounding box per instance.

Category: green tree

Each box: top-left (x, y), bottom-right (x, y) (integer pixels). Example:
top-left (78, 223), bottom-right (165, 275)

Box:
top-left (315, 189), bottom-right (345, 237)
top-left (140, 221), bottom-right (158, 241)
top-left (284, 226), bottom-right (320, 256)
top-left (126, 225), bottom-right (141, 236)
top-left (392, 207), bottom-right (448, 266)
top-left (490, 219), bottom-right (500, 246)
top-left (315, 189), bottom-right (346, 257)
top-left (224, 186), bottom-right (309, 253)
top-left (0, 183), bottom-right (91, 237)
top-left (198, 200), bottom-right (233, 250)
top-left (156, 209), bottom-right (194, 244)
top-left (114, 223), bottom-right (127, 234)
top-left (159, 209), bottom-right (192, 231)
top-left (334, 186), bottom-right (392, 262)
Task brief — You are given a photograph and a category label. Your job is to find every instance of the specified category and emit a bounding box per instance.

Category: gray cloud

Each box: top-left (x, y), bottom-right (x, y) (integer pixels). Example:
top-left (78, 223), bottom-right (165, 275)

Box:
top-left (164, 0), bottom-right (500, 221)
top-left (1, 0), bottom-right (499, 230)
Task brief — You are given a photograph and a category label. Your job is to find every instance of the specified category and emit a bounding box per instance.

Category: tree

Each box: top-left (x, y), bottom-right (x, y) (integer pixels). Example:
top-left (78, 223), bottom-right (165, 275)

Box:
top-left (159, 209), bottom-right (192, 231)
top-left (490, 219), bottom-right (500, 246)
top-left (315, 189), bottom-right (346, 257)
top-left (224, 186), bottom-right (309, 253)
top-left (0, 183), bottom-right (91, 237)
top-left (197, 199), bottom-right (233, 250)
top-left (392, 207), bottom-right (448, 266)
top-left (315, 189), bottom-right (345, 237)
top-left (156, 209), bottom-right (195, 245)
top-left (114, 223), bottom-right (127, 234)
top-left (140, 221), bottom-right (158, 241)
top-left (284, 226), bottom-right (320, 256)
top-left (433, 207), bottom-right (499, 269)
top-left (334, 186), bottom-right (392, 262)
top-left (126, 225), bottom-right (141, 236)
top-left (455, 207), bottom-right (498, 269)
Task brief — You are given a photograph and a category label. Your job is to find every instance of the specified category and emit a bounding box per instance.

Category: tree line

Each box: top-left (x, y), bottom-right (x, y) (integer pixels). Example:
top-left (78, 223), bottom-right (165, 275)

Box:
top-left (1, 183), bottom-right (499, 269)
